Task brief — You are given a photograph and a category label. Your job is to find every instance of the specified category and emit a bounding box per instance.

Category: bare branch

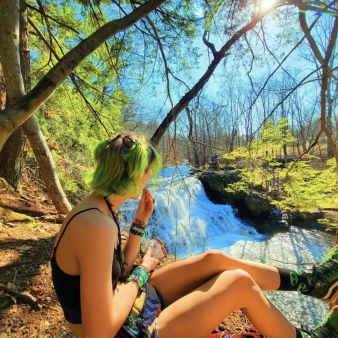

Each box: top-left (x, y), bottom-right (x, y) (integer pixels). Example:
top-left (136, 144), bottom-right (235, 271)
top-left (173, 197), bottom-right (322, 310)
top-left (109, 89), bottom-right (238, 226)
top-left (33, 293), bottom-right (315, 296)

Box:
top-left (202, 31), bottom-right (217, 57)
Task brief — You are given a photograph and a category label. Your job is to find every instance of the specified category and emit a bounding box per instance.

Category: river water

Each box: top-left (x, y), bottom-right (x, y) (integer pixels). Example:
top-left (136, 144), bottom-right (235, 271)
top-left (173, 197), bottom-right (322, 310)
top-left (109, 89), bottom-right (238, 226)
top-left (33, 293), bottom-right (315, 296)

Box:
top-left (119, 165), bottom-right (336, 329)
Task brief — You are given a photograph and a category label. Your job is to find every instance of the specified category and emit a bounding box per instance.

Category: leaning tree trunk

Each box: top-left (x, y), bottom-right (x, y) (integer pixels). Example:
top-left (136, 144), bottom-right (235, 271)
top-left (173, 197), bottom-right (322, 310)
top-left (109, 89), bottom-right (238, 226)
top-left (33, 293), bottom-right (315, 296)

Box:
top-left (0, 0), bottom-right (28, 192)
top-left (22, 0), bottom-right (71, 213)
top-left (0, 0), bottom-right (71, 214)
top-left (23, 116), bottom-right (72, 214)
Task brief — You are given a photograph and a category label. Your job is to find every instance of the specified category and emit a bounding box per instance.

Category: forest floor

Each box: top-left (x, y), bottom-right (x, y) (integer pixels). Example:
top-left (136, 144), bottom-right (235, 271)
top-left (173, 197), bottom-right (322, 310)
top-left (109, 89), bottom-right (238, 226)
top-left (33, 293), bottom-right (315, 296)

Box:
top-left (0, 178), bottom-right (252, 338)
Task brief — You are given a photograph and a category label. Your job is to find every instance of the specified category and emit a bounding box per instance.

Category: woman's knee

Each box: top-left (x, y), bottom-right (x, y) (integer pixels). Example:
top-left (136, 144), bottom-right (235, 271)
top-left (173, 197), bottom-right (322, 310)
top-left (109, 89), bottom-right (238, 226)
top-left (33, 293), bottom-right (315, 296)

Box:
top-left (218, 268), bottom-right (256, 292)
top-left (200, 249), bottom-right (230, 267)
top-left (212, 270), bottom-right (261, 310)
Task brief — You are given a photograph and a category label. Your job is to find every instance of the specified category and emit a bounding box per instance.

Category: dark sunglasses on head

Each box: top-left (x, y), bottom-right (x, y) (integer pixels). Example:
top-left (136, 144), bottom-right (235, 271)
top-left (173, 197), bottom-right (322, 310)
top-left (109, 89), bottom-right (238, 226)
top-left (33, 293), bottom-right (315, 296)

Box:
top-left (106, 135), bottom-right (135, 154)
top-left (120, 136), bottom-right (135, 154)
top-left (107, 135), bottom-right (155, 164)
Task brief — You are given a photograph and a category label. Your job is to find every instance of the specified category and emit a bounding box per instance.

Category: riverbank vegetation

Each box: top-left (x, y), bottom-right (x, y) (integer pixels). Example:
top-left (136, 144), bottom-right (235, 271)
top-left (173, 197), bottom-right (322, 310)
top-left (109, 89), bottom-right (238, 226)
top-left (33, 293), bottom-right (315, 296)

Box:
top-left (222, 119), bottom-right (338, 231)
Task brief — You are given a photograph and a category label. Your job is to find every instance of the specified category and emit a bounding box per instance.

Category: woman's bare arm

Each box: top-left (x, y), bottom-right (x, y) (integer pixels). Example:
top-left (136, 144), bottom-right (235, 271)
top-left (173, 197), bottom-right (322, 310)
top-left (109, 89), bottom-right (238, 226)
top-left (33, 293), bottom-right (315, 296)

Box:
top-left (123, 188), bottom-right (155, 275)
top-left (76, 216), bottom-right (139, 337)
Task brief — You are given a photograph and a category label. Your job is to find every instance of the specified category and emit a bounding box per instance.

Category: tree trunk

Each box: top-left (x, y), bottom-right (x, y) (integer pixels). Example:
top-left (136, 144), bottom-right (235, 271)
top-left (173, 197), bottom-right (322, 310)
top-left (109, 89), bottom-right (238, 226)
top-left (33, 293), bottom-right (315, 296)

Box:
top-left (23, 116), bottom-right (72, 214)
top-left (192, 112), bottom-right (200, 167)
top-left (0, 128), bottom-right (26, 190)
top-left (0, 0), bottom-right (71, 213)
top-left (229, 128), bottom-right (237, 152)
top-left (326, 75), bottom-right (336, 159)
top-left (0, 0), bottom-right (27, 190)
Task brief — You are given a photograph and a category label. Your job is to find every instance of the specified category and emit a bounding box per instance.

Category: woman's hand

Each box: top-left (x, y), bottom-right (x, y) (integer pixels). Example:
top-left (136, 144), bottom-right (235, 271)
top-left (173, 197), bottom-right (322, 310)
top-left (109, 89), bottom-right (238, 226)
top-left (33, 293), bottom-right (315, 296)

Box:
top-left (140, 247), bottom-right (159, 271)
top-left (134, 188), bottom-right (155, 223)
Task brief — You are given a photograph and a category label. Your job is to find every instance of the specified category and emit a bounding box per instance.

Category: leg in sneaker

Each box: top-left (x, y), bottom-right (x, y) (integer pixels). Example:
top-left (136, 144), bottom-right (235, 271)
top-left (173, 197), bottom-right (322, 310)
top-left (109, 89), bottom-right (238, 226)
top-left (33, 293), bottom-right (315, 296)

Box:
top-left (301, 245), bottom-right (338, 302)
top-left (298, 306), bottom-right (338, 338)
top-left (148, 248), bottom-right (338, 338)
top-left (276, 245), bottom-right (338, 302)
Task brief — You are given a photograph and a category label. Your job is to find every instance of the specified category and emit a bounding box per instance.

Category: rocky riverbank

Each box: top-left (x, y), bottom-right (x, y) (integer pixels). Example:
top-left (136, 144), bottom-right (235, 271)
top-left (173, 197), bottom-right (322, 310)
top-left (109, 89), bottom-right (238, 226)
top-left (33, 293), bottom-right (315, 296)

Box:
top-left (193, 168), bottom-right (338, 234)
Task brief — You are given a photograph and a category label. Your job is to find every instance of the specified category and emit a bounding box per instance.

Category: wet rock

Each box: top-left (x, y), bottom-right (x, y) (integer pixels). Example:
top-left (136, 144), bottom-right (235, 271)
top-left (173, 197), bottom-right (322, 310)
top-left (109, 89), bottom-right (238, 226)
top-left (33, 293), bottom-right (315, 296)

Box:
top-left (195, 170), bottom-right (272, 221)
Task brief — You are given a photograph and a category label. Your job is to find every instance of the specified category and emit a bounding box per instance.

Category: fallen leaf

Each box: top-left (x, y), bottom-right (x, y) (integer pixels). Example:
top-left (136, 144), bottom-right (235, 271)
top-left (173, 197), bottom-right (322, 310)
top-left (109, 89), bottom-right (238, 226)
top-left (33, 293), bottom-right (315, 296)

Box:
top-left (19, 245), bottom-right (32, 251)
top-left (0, 332), bottom-right (8, 338)
top-left (29, 286), bottom-right (44, 296)
top-left (37, 296), bottom-right (44, 309)
top-left (6, 282), bottom-right (15, 289)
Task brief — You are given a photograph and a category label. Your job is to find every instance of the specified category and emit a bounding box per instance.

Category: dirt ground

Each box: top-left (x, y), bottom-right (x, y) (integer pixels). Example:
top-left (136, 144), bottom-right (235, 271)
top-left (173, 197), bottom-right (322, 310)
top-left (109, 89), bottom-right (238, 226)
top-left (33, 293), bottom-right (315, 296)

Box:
top-left (0, 178), bottom-right (252, 338)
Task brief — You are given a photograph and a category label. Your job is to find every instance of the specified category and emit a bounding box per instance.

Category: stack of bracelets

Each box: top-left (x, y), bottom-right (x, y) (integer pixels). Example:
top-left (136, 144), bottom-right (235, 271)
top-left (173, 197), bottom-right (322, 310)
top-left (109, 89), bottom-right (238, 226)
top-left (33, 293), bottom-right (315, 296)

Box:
top-left (126, 265), bottom-right (149, 289)
top-left (129, 218), bottom-right (147, 237)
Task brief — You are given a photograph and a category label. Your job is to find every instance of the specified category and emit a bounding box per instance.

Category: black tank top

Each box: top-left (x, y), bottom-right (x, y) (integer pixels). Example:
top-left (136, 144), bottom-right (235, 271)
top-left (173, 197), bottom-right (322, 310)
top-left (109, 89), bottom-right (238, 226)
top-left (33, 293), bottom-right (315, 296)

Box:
top-left (51, 207), bottom-right (122, 324)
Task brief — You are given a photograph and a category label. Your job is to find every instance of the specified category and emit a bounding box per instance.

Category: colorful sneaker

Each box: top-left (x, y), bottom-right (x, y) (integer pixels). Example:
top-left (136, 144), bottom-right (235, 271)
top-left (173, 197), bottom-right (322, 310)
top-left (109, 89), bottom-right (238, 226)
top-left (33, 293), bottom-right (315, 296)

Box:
top-left (303, 245), bottom-right (338, 303)
top-left (310, 305), bottom-right (338, 337)
top-left (325, 244), bottom-right (338, 261)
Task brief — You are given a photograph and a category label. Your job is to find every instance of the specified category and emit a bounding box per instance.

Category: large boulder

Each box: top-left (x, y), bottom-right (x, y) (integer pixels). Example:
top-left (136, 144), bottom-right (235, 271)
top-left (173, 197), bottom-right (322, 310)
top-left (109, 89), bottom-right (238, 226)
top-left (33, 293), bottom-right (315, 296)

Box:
top-left (195, 169), bottom-right (272, 220)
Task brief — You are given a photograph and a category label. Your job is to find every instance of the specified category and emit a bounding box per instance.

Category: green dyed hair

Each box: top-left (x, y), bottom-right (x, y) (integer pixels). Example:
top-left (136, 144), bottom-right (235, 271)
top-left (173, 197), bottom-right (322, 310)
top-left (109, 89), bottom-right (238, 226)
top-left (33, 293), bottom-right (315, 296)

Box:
top-left (87, 132), bottom-right (162, 197)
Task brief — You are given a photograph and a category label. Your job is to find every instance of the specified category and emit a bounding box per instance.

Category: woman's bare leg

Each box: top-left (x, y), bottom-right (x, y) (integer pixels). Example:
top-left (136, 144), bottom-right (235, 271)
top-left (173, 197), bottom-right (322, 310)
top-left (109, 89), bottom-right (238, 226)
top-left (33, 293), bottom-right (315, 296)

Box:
top-left (149, 250), bottom-right (280, 307)
top-left (156, 269), bottom-right (296, 338)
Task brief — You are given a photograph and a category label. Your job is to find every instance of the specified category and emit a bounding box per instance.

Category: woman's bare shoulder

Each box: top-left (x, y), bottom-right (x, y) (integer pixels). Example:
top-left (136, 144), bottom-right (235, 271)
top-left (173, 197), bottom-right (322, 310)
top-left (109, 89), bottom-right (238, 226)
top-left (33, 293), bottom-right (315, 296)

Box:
top-left (64, 194), bottom-right (116, 230)
top-left (73, 209), bottom-right (118, 239)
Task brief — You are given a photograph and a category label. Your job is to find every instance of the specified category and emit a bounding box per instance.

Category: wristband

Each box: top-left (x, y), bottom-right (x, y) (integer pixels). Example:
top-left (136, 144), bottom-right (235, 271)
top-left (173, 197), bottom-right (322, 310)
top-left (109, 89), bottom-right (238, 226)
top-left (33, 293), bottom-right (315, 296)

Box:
top-left (132, 218), bottom-right (148, 229)
top-left (127, 266), bottom-right (149, 288)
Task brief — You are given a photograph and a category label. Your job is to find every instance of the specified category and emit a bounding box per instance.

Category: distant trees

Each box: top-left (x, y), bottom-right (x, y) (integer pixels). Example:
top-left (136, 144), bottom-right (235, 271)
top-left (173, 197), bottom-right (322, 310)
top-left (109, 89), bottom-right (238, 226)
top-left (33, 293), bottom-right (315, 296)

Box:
top-left (0, 0), bottom-right (337, 217)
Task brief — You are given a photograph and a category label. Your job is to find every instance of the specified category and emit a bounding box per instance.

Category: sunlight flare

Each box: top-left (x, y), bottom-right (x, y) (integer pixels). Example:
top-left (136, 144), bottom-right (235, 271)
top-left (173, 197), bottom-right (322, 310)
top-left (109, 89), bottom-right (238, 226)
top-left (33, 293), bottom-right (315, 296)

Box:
top-left (260, 0), bottom-right (275, 11)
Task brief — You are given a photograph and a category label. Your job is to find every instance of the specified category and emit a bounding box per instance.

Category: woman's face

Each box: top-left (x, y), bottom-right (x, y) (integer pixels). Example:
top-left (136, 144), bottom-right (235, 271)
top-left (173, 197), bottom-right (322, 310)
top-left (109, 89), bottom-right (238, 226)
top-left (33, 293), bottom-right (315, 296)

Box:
top-left (129, 169), bottom-right (151, 199)
top-left (138, 169), bottom-right (151, 190)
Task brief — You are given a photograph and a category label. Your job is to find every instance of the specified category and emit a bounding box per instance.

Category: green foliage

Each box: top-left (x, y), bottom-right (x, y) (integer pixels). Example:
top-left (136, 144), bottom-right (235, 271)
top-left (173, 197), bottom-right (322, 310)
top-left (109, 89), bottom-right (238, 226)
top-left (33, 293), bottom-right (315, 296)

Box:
top-left (317, 218), bottom-right (338, 231)
top-left (35, 82), bottom-right (123, 201)
top-left (27, 221), bottom-right (41, 229)
top-left (223, 119), bottom-right (294, 193)
top-left (259, 118), bottom-right (296, 151)
top-left (278, 158), bottom-right (338, 212)
top-left (224, 119), bottom-right (338, 219)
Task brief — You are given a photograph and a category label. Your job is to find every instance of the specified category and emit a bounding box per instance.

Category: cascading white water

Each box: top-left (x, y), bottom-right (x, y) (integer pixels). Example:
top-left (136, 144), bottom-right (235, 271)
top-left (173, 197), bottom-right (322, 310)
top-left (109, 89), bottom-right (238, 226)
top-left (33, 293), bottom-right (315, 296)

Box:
top-left (119, 165), bottom-right (335, 329)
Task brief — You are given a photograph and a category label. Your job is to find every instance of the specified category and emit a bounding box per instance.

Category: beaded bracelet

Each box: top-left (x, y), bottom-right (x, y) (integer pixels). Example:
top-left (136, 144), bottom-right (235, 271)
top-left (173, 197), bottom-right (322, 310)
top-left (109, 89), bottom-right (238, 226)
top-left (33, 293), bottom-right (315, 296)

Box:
top-left (132, 218), bottom-right (148, 229)
top-left (129, 226), bottom-right (145, 237)
top-left (129, 218), bottom-right (148, 237)
top-left (138, 265), bottom-right (149, 274)
top-left (127, 266), bottom-right (149, 288)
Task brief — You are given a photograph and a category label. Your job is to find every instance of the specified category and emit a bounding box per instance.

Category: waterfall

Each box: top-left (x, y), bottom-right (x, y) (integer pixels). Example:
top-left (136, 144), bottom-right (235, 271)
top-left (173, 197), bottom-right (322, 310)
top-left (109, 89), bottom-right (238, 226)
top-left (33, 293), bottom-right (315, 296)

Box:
top-left (120, 165), bottom-right (265, 257)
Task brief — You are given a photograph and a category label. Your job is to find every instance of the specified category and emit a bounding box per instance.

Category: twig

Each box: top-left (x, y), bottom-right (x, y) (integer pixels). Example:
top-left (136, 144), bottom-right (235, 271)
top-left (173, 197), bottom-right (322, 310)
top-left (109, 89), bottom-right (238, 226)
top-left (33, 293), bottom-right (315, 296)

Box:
top-left (12, 267), bottom-right (18, 283)
top-left (0, 260), bottom-right (32, 269)
top-left (0, 283), bottom-right (37, 306)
